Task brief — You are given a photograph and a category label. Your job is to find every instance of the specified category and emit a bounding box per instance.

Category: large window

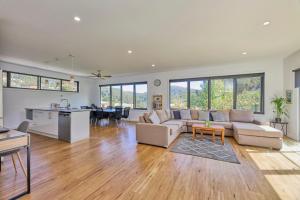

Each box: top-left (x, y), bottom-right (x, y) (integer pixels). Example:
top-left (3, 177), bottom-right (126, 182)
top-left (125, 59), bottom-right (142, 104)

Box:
top-left (41, 77), bottom-right (61, 91)
top-left (112, 85), bottom-right (121, 106)
top-left (99, 82), bottom-right (147, 109)
top-left (170, 81), bottom-right (188, 109)
top-left (169, 73), bottom-right (264, 114)
top-left (190, 80), bottom-right (208, 110)
top-left (122, 85), bottom-right (134, 108)
top-left (211, 78), bottom-right (233, 110)
top-left (100, 86), bottom-right (110, 107)
top-left (10, 72), bottom-right (39, 89)
top-left (135, 84), bottom-right (148, 109)
top-left (62, 80), bottom-right (79, 92)
top-left (236, 76), bottom-right (262, 112)
top-left (2, 71), bottom-right (79, 93)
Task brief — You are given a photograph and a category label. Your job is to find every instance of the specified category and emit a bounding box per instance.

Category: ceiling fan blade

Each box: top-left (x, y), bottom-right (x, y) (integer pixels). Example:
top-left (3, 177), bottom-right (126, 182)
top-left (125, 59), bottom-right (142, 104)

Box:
top-left (103, 75), bottom-right (112, 78)
top-left (91, 73), bottom-right (99, 76)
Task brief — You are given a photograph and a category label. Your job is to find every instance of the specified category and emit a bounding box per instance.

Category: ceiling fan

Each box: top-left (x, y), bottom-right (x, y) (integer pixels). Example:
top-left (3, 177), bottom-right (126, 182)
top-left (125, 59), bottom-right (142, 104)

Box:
top-left (89, 70), bottom-right (112, 79)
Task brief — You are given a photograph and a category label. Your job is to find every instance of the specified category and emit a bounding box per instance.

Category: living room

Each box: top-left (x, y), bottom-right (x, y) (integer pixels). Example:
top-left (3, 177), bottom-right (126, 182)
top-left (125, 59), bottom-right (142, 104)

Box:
top-left (1, 1), bottom-right (300, 200)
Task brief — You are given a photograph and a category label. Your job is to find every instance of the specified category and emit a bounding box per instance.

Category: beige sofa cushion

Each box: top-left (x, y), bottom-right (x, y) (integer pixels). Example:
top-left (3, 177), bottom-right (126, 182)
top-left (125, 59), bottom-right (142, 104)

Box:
top-left (211, 110), bottom-right (230, 122)
top-left (180, 109), bottom-right (192, 120)
top-left (186, 120), bottom-right (205, 126)
top-left (230, 109), bottom-right (254, 123)
top-left (185, 120), bottom-right (233, 129)
top-left (198, 111), bottom-right (210, 121)
top-left (190, 110), bottom-right (199, 120)
top-left (156, 110), bottom-right (169, 123)
top-left (162, 120), bottom-right (185, 127)
top-left (232, 122), bottom-right (283, 138)
top-left (211, 121), bottom-right (233, 129)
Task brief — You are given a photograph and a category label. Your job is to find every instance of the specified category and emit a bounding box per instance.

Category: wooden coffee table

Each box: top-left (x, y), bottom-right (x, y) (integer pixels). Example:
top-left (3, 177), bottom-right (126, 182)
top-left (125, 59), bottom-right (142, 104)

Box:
top-left (192, 124), bottom-right (225, 145)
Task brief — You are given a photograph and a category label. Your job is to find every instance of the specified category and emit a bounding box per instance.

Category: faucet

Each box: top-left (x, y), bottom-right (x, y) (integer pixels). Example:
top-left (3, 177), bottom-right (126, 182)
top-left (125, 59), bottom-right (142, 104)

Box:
top-left (60, 98), bottom-right (70, 109)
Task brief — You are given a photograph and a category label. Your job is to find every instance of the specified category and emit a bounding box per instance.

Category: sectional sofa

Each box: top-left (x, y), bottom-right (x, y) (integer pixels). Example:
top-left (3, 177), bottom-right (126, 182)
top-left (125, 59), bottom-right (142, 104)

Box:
top-left (136, 109), bottom-right (283, 149)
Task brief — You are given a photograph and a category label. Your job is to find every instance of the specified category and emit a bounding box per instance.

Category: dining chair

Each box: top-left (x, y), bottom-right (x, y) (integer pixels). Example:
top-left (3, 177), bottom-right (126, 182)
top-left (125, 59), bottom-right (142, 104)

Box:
top-left (95, 108), bottom-right (105, 126)
top-left (91, 104), bottom-right (98, 109)
top-left (0, 121), bottom-right (29, 177)
top-left (114, 107), bottom-right (123, 127)
top-left (90, 110), bottom-right (97, 124)
top-left (121, 107), bottom-right (131, 126)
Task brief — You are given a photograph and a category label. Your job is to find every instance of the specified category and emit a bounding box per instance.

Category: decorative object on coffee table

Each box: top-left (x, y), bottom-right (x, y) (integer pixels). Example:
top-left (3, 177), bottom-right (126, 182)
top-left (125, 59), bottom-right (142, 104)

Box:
top-left (270, 121), bottom-right (288, 136)
top-left (271, 96), bottom-right (288, 123)
top-left (192, 124), bottom-right (225, 145)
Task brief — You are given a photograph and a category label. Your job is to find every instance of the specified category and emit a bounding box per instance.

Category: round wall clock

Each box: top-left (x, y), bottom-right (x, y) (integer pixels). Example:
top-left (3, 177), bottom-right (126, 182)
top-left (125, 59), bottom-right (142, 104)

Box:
top-left (154, 79), bottom-right (161, 87)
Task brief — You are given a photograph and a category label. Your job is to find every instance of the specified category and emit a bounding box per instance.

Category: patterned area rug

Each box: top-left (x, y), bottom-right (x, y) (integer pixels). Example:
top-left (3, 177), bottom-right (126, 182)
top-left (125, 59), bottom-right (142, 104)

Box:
top-left (170, 133), bottom-right (240, 164)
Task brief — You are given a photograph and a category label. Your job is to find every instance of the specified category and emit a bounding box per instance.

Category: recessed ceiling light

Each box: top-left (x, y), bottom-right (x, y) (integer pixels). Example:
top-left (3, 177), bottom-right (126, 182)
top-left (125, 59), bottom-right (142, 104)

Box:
top-left (263, 21), bottom-right (271, 26)
top-left (74, 16), bottom-right (81, 22)
top-left (127, 50), bottom-right (133, 54)
top-left (242, 52), bottom-right (247, 55)
top-left (152, 64), bottom-right (156, 67)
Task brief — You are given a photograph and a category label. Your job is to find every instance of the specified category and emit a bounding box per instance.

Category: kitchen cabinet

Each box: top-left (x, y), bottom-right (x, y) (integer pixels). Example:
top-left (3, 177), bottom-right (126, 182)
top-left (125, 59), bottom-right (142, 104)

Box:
top-left (26, 108), bottom-right (90, 142)
top-left (30, 110), bottom-right (58, 137)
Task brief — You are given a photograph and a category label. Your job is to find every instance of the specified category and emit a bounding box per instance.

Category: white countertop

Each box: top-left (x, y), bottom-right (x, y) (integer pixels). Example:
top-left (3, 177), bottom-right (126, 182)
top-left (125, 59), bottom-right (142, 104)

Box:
top-left (26, 108), bottom-right (90, 112)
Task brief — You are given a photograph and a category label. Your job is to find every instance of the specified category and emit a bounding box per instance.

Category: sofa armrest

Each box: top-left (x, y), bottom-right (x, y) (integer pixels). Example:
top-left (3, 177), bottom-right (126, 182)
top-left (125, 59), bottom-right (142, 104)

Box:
top-left (136, 123), bottom-right (170, 147)
top-left (253, 119), bottom-right (268, 125)
top-left (136, 123), bottom-right (169, 132)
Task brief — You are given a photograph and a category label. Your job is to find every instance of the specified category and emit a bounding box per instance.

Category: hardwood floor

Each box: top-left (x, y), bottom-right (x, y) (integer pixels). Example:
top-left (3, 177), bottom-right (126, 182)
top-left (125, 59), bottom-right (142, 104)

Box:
top-left (1, 122), bottom-right (300, 200)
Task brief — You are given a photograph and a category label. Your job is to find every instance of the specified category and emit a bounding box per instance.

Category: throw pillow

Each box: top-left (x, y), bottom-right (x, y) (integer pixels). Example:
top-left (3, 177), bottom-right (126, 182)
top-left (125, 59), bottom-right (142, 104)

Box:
top-left (199, 111), bottom-right (210, 121)
top-left (173, 110), bottom-right (181, 119)
top-left (190, 109), bottom-right (199, 120)
top-left (165, 109), bottom-right (172, 119)
top-left (149, 111), bottom-right (161, 124)
top-left (156, 110), bottom-right (169, 123)
top-left (230, 109), bottom-right (254, 122)
top-left (180, 109), bottom-right (192, 120)
top-left (211, 111), bottom-right (225, 122)
top-left (221, 110), bottom-right (230, 122)
top-left (143, 112), bottom-right (152, 123)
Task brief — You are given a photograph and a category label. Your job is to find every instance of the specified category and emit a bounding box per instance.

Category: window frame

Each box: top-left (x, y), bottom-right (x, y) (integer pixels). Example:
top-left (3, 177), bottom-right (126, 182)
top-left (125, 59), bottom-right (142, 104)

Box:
top-left (111, 85), bottom-right (122, 107)
top-left (189, 79), bottom-right (209, 110)
top-left (134, 83), bottom-right (148, 109)
top-left (3, 70), bottom-right (79, 93)
top-left (61, 79), bottom-right (79, 92)
top-left (9, 71), bottom-right (39, 90)
top-left (121, 83), bottom-right (134, 108)
top-left (169, 73), bottom-right (265, 114)
top-left (169, 80), bottom-right (189, 109)
top-left (99, 81), bottom-right (148, 110)
top-left (40, 76), bottom-right (62, 91)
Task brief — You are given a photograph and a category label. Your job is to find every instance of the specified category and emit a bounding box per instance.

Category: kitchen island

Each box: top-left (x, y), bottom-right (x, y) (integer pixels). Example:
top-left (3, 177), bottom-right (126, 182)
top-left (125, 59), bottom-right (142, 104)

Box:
top-left (25, 108), bottom-right (90, 143)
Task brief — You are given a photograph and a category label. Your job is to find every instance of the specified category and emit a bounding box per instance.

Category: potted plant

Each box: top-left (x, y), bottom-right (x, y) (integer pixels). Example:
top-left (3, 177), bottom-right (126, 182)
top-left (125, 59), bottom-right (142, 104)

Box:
top-left (271, 96), bottom-right (288, 122)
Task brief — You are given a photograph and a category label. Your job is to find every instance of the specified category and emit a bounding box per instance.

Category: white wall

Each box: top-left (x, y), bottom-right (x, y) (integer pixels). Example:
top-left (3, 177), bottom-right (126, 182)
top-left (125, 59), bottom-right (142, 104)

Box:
top-left (283, 50), bottom-right (300, 141)
top-left (0, 61), bottom-right (99, 128)
top-left (100, 57), bottom-right (284, 121)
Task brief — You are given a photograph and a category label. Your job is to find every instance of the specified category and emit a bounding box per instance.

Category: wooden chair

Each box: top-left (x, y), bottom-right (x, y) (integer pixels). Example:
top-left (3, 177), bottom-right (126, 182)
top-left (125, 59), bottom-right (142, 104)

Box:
top-left (0, 121), bottom-right (29, 176)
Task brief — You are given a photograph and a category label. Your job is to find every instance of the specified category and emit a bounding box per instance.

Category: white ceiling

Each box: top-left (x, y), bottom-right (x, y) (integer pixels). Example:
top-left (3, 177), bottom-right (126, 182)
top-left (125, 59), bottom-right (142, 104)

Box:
top-left (0, 0), bottom-right (300, 76)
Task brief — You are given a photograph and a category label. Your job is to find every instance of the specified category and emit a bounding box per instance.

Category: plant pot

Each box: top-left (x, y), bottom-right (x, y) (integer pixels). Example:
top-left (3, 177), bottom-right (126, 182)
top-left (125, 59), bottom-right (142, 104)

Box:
top-left (275, 117), bottom-right (281, 123)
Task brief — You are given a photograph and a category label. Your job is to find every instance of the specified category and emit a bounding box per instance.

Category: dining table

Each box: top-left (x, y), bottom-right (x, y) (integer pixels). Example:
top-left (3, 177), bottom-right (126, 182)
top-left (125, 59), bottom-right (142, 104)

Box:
top-left (0, 129), bottom-right (31, 200)
top-left (102, 108), bottom-right (116, 113)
